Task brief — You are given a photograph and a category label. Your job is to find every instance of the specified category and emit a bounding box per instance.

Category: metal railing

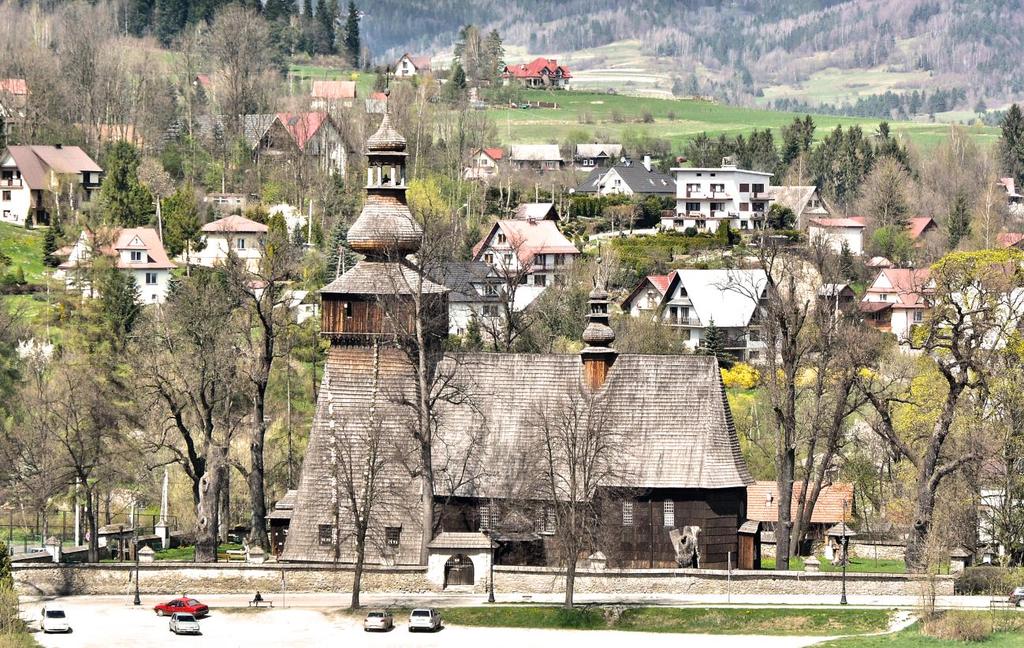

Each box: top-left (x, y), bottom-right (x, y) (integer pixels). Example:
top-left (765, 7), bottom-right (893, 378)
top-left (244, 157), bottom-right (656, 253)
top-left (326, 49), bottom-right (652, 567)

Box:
top-left (0, 178), bottom-right (22, 188)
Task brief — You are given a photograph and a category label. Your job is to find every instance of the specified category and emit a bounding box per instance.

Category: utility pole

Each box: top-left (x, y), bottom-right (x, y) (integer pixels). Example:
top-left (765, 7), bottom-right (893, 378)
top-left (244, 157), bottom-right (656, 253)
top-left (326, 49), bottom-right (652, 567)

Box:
top-left (840, 498), bottom-right (848, 605)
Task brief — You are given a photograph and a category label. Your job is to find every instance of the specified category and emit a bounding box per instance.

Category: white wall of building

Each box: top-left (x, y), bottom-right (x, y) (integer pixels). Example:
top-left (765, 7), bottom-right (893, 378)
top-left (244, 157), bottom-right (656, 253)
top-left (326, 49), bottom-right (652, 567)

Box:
top-left (807, 225), bottom-right (864, 255)
top-left (192, 232), bottom-right (264, 272)
top-left (668, 165), bottom-right (773, 232)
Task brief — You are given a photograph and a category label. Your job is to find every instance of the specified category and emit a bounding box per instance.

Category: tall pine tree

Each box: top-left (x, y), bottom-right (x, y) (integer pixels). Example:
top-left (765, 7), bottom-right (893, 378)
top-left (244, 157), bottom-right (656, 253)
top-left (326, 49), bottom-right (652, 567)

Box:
top-left (98, 142), bottom-right (155, 227)
top-left (947, 189), bottom-right (972, 250)
top-left (316, 0), bottom-right (337, 55)
top-left (343, 1), bottom-right (360, 68)
top-left (1000, 103), bottom-right (1024, 186)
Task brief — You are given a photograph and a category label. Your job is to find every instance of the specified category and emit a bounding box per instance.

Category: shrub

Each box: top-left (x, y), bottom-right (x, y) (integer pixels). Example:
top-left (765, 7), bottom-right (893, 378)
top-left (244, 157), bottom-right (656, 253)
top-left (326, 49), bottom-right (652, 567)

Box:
top-left (722, 363), bottom-right (760, 389)
top-left (922, 611), bottom-right (990, 642)
top-left (641, 111), bottom-right (654, 123)
top-left (955, 566), bottom-right (1024, 595)
top-left (611, 110), bottom-right (625, 123)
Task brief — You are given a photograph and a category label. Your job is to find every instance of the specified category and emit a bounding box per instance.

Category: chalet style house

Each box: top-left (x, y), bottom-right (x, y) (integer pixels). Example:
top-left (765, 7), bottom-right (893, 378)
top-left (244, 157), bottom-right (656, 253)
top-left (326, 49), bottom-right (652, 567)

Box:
top-left (282, 111), bottom-right (754, 585)
top-left (395, 53), bottom-right (432, 78)
top-left (575, 158), bottom-right (676, 197)
top-left (859, 268), bottom-right (933, 342)
top-left (574, 144), bottom-right (623, 168)
top-left (501, 58), bottom-right (571, 88)
top-left (509, 145), bottom-right (562, 172)
top-left (664, 162), bottom-right (774, 233)
top-left (0, 145), bottom-right (103, 227)
top-left (189, 214), bottom-right (268, 272)
top-left (56, 227), bottom-right (175, 303)
top-left (768, 185), bottom-right (831, 228)
top-left (622, 269), bottom-right (768, 362)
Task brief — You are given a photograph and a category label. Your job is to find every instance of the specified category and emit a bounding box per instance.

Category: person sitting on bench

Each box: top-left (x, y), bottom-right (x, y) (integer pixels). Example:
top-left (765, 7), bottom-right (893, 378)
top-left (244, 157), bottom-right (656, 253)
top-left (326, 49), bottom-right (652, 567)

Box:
top-left (251, 591), bottom-right (263, 607)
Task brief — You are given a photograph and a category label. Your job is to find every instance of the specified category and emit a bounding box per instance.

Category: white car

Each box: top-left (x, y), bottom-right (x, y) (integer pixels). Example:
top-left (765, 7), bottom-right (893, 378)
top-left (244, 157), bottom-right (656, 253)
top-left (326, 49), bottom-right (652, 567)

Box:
top-left (40, 605), bottom-right (70, 633)
top-left (169, 612), bottom-right (202, 635)
top-left (363, 610), bottom-right (394, 632)
top-left (408, 608), bottom-right (442, 632)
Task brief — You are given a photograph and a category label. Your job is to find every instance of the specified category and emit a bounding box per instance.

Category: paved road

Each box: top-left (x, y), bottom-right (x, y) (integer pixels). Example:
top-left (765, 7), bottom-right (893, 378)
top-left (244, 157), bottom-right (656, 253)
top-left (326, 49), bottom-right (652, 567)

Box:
top-left (21, 597), bottom-right (832, 648)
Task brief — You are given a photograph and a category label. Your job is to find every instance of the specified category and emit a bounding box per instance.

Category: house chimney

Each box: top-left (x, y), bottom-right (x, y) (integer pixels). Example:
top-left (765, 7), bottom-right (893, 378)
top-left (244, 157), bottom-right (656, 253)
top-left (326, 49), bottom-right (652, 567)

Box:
top-left (580, 279), bottom-right (617, 390)
top-left (643, 155), bottom-right (651, 171)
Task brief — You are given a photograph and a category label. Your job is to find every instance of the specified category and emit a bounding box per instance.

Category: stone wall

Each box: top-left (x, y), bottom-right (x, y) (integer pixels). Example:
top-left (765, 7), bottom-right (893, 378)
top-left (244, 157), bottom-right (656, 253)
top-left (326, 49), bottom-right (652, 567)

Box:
top-left (14, 562), bottom-right (952, 597)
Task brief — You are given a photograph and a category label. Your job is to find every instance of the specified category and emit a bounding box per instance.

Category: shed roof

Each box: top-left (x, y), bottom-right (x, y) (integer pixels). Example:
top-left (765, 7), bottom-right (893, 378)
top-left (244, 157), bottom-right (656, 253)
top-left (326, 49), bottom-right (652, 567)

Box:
top-left (427, 532), bottom-right (496, 550)
top-left (311, 80), bottom-right (357, 100)
top-left (747, 481), bottom-right (854, 525)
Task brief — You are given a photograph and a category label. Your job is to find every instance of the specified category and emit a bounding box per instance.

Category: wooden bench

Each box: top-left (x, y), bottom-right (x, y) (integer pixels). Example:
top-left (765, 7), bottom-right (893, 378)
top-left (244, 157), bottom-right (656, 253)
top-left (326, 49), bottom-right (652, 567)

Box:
top-left (224, 549), bottom-right (247, 562)
top-left (248, 599), bottom-right (273, 608)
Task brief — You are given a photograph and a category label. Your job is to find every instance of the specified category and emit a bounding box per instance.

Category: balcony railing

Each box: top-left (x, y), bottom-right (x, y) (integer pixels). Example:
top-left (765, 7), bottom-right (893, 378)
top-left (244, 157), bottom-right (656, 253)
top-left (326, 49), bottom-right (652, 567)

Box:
top-left (667, 318), bottom-right (702, 327)
top-left (0, 178), bottom-right (22, 188)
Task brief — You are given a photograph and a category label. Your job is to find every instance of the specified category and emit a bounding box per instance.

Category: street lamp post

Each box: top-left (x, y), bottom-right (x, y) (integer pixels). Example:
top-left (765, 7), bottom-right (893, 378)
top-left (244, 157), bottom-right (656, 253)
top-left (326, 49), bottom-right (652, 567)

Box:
top-left (487, 531), bottom-right (496, 604)
top-left (133, 530), bottom-right (141, 606)
top-left (840, 499), bottom-right (848, 606)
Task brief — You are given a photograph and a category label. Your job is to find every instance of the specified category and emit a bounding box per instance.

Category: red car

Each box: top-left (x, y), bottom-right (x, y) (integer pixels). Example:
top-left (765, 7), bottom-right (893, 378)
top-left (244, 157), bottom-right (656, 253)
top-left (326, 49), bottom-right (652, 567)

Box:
top-left (154, 597), bottom-right (209, 618)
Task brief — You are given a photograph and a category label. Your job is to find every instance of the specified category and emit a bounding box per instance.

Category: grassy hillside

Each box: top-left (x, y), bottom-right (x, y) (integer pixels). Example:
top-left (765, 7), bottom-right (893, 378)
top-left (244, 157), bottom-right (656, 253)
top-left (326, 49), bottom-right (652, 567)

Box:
top-left (0, 222), bottom-right (46, 284)
top-left (492, 89), bottom-right (997, 150)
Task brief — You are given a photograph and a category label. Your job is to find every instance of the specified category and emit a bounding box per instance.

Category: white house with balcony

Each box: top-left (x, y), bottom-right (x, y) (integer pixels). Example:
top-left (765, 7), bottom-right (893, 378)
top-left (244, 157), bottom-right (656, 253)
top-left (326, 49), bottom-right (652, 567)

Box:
top-left (472, 218), bottom-right (579, 310)
top-left (189, 214), bottom-right (268, 272)
top-left (1, 145), bottom-right (102, 227)
top-left (622, 268), bottom-right (768, 362)
top-left (663, 162), bottom-right (774, 233)
top-left (57, 227), bottom-right (175, 303)
top-left (859, 268), bottom-right (933, 343)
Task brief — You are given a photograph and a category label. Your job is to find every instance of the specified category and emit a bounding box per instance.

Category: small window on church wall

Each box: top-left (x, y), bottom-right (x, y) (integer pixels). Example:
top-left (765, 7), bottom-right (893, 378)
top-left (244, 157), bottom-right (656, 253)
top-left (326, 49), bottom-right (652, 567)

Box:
top-left (622, 501), bottom-right (634, 526)
top-left (479, 504), bottom-right (490, 531)
top-left (318, 524), bottom-right (334, 546)
top-left (343, 302), bottom-right (352, 317)
top-left (385, 527), bottom-right (401, 547)
top-left (664, 501), bottom-right (675, 527)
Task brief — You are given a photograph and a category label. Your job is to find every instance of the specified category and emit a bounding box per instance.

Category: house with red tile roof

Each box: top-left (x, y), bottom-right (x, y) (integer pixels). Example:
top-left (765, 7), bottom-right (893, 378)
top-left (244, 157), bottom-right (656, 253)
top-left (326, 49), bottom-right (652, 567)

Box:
top-left (472, 218), bottom-right (579, 308)
top-left (621, 273), bottom-right (673, 316)
top-left (395, 53), bottom-right (432, 78)
top-left (58, 227), bottom-right (175, 303)
top-left (1, 145), bottom-right (102, 227)
top-left (747, 481), bottom-right (855, 545)
top-left (859, 267), bottom-right (933, 342)
top-left (464, 147), bottom-right (505, 180)
top-left (310, 80), bottom-right (357, 109)
top-left (997, 232), bottom-right (1024, 249)
top-left (907, 216), bottom-right (938, 242)
top-left (191, 214), bottom-right (269, 272)
top-left (252, 112), bottom-right (346, 175)
top-left (501, 58), bottom-right (571, 88)
top-left (0, 78), bottom-right (28, 129)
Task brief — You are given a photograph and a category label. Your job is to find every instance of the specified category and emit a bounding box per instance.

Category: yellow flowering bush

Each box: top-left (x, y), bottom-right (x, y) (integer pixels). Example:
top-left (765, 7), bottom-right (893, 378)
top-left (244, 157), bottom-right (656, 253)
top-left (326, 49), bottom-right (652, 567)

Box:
top-left (721, 363), bottom-right (760, 389)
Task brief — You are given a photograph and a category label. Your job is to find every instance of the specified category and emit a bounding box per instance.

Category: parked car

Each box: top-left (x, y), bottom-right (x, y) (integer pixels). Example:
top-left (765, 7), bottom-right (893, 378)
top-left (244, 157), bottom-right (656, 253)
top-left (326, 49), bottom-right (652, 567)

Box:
top-left (169, 612), bottom-right (201, 635)
top-left (154, 597), bottom-right (209, 617)
top-left (408, 608), bottom-right (442, 632)
top-left (1009, 586), bottom-right (1024, 606)
top-left (363, 610), bottom-right (394, 632)
top-left (40, 605), bottom-right (70, 634)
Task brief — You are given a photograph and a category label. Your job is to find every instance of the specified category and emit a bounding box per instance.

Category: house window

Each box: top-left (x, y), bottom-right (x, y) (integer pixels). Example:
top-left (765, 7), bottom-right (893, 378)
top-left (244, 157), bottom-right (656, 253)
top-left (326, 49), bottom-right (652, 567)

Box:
top-left (318, 524), bottom-right (334, 546)
top-left (752, 183), bottom-right (764, 194)
top-left (1, 191), bottom-right (10, 201)
top-left (663, 501), bottom-right (675, 527)
top-left (484, 253), bottom-right (494, 264)
top-left (130, 250), bottom-right (143, 262)
top-left (880, 294), bottom-right (889, 301)
top-left (739, 183), bottom-right (749, 192)
top-left (502, 253), bottom-right (512, 265)
top-left (496, 233), bottom-right (507, 245)
top-left (479, 504), bottom-right (491, 530)
top-left (535, 274), bottom-right (547, 287)
top-left (482, 304), bottom-right (499, 317)
top-left (914, 311), bottom-right (924, 323)
top-left (543, 506), bottom-right (556, 534)
top-left (622, 501), bottom-right (634, 526)
top-left (343, 301), bottom-right (352, 317)
top-left (237, 238), bottom-right (246, 249)
top-left (686, 202), bottom-right (700, 212)
top-left (385, 527), bottom-right (401, 547)
top-left (145, 272), bottom-right (157, 285)
top-left (740, 203), bottom-right (749, 211)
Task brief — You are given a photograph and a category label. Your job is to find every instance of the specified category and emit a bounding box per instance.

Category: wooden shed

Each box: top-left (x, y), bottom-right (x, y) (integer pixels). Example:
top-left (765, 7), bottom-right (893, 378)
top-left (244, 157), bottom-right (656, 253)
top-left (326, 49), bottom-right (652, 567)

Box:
top-left (737, 520), bottom-right (761, 570)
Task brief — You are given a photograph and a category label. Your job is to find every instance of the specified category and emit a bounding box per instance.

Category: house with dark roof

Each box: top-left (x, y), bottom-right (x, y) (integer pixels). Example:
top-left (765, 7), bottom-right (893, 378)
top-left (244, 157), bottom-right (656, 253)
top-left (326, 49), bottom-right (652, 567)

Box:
top-left (575, 144), bottom-right (623, 168)
top-left (501, 58), bottom-right (571, 88)
top-left (768, 185), bottom-right (831, 228)
top-left (575, 159), bottom-right (676, 197)
top-left (57, 227), bottom-right (175, 303)
top-left (282, 111), bottom-right (754, 582)
top-left (395, 53), bottom-right (432, 78)
top-left (432, 261), bottom-right (502, 336)
top-left (0, 145), bottom-right (102, 227)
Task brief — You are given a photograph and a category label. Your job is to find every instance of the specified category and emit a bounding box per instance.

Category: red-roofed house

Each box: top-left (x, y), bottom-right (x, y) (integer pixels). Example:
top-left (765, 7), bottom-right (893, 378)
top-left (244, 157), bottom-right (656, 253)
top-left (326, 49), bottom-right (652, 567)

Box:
top-left (365, 91), bottom-right (388, 115)
top-left (747, 481), bottom-right (855, 546)
top-left (58, 227), bottom-right (175, 303)
top-left (907, 216), bottom-right (938, 243)
top-left (621, 273), bottom-right (673, 316)
top-left (997, 232), bottom-right (1024, 249)
top-left (395, 54), bottom-right (432, 78)
top-left (472, 219), bottom-right (579, 308)
top-left (258, 112), bottom-right (346, 174)
top-left (464, 147), bottom-right (505, 180)
top-left (501, 58), bottom-right (571, 88)
top-left (0, 78), bottom-right (28, 130)
top-left (860, 268), bottom-right (934, 342)
top-left (311, 80), bottom-right (357, 109)
top-left (807, 216), bottom-right (866, 255)
top-left (191, 214), bottom-right (269, 272)
top-left (997, 177), bottom-right (1024, 214)
top-left (1, 145), bottom-right (103, 227)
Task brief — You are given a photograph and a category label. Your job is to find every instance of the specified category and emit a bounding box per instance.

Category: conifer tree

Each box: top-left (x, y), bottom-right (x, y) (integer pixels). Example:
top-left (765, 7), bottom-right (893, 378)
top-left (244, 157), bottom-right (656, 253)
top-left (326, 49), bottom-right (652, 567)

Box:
top-left (947, 189), bottom-right (972, 250)
top-left (98, 141), bottom-right (155, 227)
top-left (316, 0), bottom-right (337, 55)
top-left (343, 1), bottom-right (360, 67)
top-left (43, 228), bottom-right (60, 268)
top-left (1000, 104), bottom-right (1024, 185)
top-left (325, 219), bottom-right (357, 281)
top-left (700, 318), bottom-right (731, 368)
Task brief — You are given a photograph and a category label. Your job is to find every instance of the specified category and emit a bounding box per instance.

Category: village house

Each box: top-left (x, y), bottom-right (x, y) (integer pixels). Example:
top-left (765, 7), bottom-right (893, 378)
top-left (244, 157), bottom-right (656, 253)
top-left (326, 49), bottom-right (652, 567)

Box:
top-left (190, 214), bottom-right (268, 272)
top-left (664, 162), bottom-right (774, 233)
top-left (310, 80), bottom-right (357, 110)
top-left (859, 268), bottom-right (933, 342)
top-left (395, 53), bottom-right (432, 78)
top-left (807, 217), bottom-right (866, 255)
top-left (256, 112), bottom-right (347, 175)
top-left (997, 232), bottom-right (1024, 249)
top-left (0, 145), bottom-right (103, 227)
top-left (501, 58), bottom-right (572, 88)
top-left (574, 143), bottom-right (623, 168)
top-left (575, 157), bottom-right (676, 197)
top-left (907, 216), bottom-right (938, 244)
top-left (463, 147), bottom-right (504, 180)
top-left (472, 217), bottom-right (580, 309)
top-left (203, 192), bottom-right (249, 214)
top-left (0, 78), bottom-right (28, 136)
top-left (281, 113), bottom-right (754, 582)
top-left (512, 202), bottom-right (559, 222)
top-left (57, 227), bottom-right (175, 303)
top-left (622, 269), bottom-right (768, 362)
top-left (769, 185), bottom-right (831, 228)
top-left (747, 481), bottom-right (855, 554)
top-left (365, 91), bottom-right (388, 115)
top-left (432, 260), bottom-right (502, 336)
top-left (509, 144), bottom-right (563, 172)
top-left (997, 177), bottom-right (1024, 215)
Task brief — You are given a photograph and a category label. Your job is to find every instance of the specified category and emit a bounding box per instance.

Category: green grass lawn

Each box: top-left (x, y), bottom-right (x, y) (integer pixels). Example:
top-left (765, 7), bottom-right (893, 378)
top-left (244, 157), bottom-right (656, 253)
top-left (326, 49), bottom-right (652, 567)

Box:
top-left (441, 606), bottom-right (890, 636)
top-left (490, 89), bottom-right (996, 151)
top-left (819, 613), bottom-right (1024, 647)
top-left (0, 221), bottom-right (46, 284)
top-left (761, 555), bottom-right (910, 574)
top-left (153, 543), bottom-right (244, 562)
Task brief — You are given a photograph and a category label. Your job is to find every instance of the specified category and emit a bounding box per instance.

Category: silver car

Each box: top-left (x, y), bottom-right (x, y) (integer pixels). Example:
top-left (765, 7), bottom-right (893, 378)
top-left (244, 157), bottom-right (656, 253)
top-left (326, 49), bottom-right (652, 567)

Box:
top-left (169, 612), bottom-right (201, 635)
top-left (408, 608), bottom-right (441, 632)
top-left (363, 610), bottom-right (394, 632)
